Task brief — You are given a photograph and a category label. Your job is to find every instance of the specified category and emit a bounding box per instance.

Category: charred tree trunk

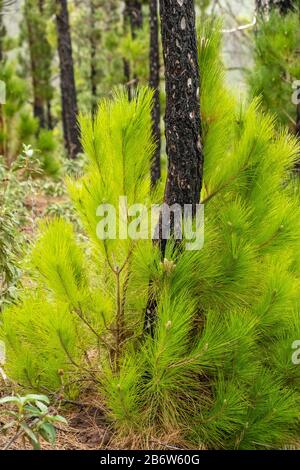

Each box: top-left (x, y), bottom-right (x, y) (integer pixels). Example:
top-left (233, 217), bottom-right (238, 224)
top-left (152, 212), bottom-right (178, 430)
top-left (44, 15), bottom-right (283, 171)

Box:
top-left (123, 0), bottom-right (143, 99)
top-left (47, 100), bottom-right (53, 130)
top-left (160, 0), bottom-right (203, 225)
top-left (25, 0), bottom-right (46, 129)
top-left (144, 0), bottom-right (204, 334)
top-left (38, 0), bottom-right (54, 131)
top-left (127, 0), bottom-right (143, 33)
top-left (90, 0), bottom-right (97, 115)
top-left (0, 1), bottom-right (4, 64)
top-left (256, 0), bottom-right (295, 16)
top-left (273, 0), bottom-right (295, 14)
top-left (0, 1), bottom-right (5, 156)
top-left (149, 0), bottom-right (161, 187)
top-left (55, 0), bottom-right (81, 159)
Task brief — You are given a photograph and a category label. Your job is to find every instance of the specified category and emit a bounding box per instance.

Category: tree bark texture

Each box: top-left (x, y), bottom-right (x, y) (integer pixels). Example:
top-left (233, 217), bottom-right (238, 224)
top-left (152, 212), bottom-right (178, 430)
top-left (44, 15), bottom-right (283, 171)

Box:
top-left (55, 0), bottom-right (81, 159)
top-left (144, 0), bottom-right (204, 335)
top-left (149, 0), bottom-right (161, 187)
top-left (159, 0), bottom-right (203, 220)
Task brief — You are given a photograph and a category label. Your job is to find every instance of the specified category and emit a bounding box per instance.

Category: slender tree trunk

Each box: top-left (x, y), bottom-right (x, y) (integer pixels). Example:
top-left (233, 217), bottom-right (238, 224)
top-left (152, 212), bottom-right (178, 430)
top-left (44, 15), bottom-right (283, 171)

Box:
top-left (90, 0), bottom-right (97, 114)
top-left (55, 0), bottom-right (81, 159)
top-left (149, 0), bottom-right (161, 187)
top-left (127, 0), bottom-right (143, 34)
top-left (25, 0), bottom-right (46, 128)
top-left (47, 100), bottom-right (53, 130)
top-left (123, 0), bottom-right (143, 99)
top-left (0, 0), bottom-right (4, 156)
top-left (38, 0), bottom-right (54, 131)
top-left (144, 0), bottom-right (204, 334)
top-left (0, 0), bottom-right (3, 64)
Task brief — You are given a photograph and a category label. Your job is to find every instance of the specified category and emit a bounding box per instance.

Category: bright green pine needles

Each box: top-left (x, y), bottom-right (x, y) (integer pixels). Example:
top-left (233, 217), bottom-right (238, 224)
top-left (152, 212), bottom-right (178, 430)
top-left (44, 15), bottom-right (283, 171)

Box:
top-left (2, 27), bottom-right (300, 449)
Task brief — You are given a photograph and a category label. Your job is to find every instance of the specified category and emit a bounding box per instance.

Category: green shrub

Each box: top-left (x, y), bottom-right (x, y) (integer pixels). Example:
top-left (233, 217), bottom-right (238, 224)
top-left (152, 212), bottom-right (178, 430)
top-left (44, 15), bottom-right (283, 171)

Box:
top-left (248, 10), bottom-right (300, 130)
top-left (37, 129), bottom-right (60, 176)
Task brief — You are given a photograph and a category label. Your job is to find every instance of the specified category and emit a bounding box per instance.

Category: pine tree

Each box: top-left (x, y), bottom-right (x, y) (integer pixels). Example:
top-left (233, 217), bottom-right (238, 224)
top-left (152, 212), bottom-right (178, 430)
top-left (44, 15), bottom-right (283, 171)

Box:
top-left (55, 0), bottom-right (81, 159)
top-left (0, 0), bottom-right (6, 156)
top-left (24, 0), bottom-right (53, 129)
top-left (3, 23), bottom-right (300, 450)
top-left (149, 0), bottom-right (161, 187)
top-left (123, 0), bottom-right (143, 99)
top-left (89, 0), bottom-right (97, 115)
top-left (249, 6), bottom-right (300, 139)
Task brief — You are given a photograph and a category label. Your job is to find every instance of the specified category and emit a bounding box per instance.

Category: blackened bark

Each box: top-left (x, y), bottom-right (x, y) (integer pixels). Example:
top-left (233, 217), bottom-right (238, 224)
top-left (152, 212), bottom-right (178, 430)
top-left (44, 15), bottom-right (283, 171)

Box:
top-left (256, 0), bottom-right (295, 16)
top-left (125, 0), bottom-right (143, 37)
top-left (160, 0), bottom-right (203, 225)
top-left (296, 93), bottom-right (300, 143)
top-left (123, 0), bottom-right (143, 98)
top-left (25, 1), bottom-right (46, 129)
top-left (149, 0), bottom-right (161, 187)
top-left (0, 1), bottom-right (4, 156)
top-left (144, 0), bottom-right (204, 335)
top-left (47, 100), bottom-right (53, 130)
top-left (90, 0), bottom-right (97, 114)
top-left (272, 0), bottom-right (295, 14)
top-left (123, 58), bottom-right (132, 101)
top-left (0, 2), bottom-right (4, 63)
top-left (55, 0), bottom-right (81, 159)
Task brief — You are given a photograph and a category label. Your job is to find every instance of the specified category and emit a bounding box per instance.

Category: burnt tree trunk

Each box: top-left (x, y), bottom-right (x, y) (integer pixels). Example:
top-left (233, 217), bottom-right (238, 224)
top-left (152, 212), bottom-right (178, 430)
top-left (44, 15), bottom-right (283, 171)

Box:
top-left (160, 0), bottom-right (203, 226)
top-left (144, 0), bottom-right (204, 334)
top-left (90, 0), bottom-right (97, 115)
top-left (272, 0), bottom-right (295, 14)
top-left (0, 1), bottom-right (3, 64)
top-left (0, 1), bottom-right (4, 156)
top-left (38, 0), bottom-right (53, 131)
top-left (123, 0), bottom-right (143, 99)
top-left (55, 0), bottom-right (81, 159)
top-left (149, 0), bottom-right (161, 187)
top-left (127, 0), bottom-right (143, 33)
top-left (47, 100), bottom-right (53, 130)
top-left (256, 0), bottom-right (295, 16)
top-left (25, 0), bottom-right (46, 128)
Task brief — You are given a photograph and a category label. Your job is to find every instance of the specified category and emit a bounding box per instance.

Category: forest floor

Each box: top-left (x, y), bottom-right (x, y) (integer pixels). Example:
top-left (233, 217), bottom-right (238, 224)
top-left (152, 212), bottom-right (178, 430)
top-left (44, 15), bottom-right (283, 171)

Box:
top-left (0, 390), bottom-right (188, 450)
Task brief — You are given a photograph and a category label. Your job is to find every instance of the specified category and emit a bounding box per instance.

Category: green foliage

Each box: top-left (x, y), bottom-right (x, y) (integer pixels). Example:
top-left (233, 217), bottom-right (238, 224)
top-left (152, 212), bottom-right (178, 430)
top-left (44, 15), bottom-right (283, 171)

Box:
top-left (0, 144), bottom-right (43, 309)
top-left (248, 10), bottom-right (300, 129)
top-left (0, 61), bottom-right (59, 172)
top-left (37, 129), bottom-right (60, 176)
top-left (0, 393), bottom-right (67, 450)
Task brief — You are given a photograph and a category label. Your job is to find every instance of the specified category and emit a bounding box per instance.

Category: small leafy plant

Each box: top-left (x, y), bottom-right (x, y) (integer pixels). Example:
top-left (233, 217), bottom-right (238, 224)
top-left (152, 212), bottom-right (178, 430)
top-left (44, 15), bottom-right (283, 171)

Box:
top-left (0, 144), bottom-right (42, 308)
top-left (0, 394), bottom-right (67, 450)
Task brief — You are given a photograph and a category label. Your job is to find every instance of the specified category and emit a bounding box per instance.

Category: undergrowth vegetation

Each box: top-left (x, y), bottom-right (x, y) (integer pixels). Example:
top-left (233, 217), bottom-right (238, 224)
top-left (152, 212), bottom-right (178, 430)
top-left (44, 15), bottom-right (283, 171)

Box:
top-left (248, 10), bottom-right (300, 132)
top-left (2, 25), bottom-right (300, 449)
